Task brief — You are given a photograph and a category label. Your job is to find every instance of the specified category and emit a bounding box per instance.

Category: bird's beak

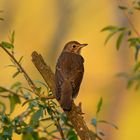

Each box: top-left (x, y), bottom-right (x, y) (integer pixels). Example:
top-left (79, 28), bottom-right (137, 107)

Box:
top-left (80, 43), bottom-right (88, 48)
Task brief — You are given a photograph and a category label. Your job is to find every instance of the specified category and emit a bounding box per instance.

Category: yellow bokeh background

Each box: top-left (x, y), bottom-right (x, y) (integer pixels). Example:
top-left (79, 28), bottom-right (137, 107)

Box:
top-left (0, 0), bottom-right (140, 140)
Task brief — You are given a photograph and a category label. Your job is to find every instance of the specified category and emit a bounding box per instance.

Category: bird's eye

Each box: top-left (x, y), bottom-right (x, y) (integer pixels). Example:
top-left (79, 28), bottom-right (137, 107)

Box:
top-left (72, 45), bottom-right (76, 48)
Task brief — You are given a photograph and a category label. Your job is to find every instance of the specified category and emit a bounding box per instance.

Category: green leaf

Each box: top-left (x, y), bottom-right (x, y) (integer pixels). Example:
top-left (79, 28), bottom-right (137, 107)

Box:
top-left (96, 97), bottom-right (103, 115)
top-left (67, 129), bottom-right (78, 140)
top-left (98, 120), bottom-right (118, 129)
top-left (128, 38), bottom-right (140, 47)
top-left (30, 109), bottom-right (43, 126)
top-left (118, 5), bottom-right (128, 10)
top-left (101, 25), bottom-right (125, 32)
top-left (11, 31), bottom-right (15, 44)
top-left (133, 61), bottom-right (140, 72)
top-left (9, 95), bottom-right (21, 113)
top-left (12, 70), bottom-right (20, 78)
top-left (0, 87), bottom-right (7, 92)
top-left (0, 101), bottom-right (6, 113)
top-left (61, 113), bottom-right (68, 124)
top-left (31, 132), bottom-right (39, 140)
top-left (104, 31), bottom-right (118, 45)
top-left (35, 87), bottom-right (42, 94)
top-left (10, 82), bottom-right (21, 90)
top-left (116, 32), bottom-right (124, 50)
top-left (101, 25), bottom-right (118, 32)
top-left (3, 126), bottom-right (13, 139)
top-left (46, 106), bottom-right (52, 115)
top-left (2, 115), bottom-right (10, 124)
top-left (1, 41), bottom-right (14, 49)
top-left (135, 45), bottom-right (140, 61)
top-left (127, 80), bottom-right (134, 89)
top-left (22, 133), bottom-right (34, 140)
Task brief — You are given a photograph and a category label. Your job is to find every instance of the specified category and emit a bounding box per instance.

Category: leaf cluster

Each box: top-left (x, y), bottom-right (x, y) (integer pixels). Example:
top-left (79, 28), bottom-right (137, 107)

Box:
top-left (0, 34), bottom-right (77, 140)
top-left (102, 0), bottom-right (140, 90)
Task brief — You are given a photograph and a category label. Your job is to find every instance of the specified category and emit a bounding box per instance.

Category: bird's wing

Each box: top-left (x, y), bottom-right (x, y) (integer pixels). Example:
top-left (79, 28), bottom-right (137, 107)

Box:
top-left (70, 55), bottom-right (84, 98)
top-left (55, 52), bottom-right (84, 99)
top-left (55, 52), bottom-right (72, 100)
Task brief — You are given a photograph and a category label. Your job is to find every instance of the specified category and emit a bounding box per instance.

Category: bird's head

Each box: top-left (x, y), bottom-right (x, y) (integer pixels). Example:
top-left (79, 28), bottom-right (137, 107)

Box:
top-left (63, 41), bottom-right (88, 54)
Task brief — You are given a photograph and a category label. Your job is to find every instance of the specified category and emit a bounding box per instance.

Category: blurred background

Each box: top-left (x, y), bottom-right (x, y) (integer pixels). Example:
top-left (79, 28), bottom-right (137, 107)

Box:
top-left (0, 0), bottom-right (140, 139)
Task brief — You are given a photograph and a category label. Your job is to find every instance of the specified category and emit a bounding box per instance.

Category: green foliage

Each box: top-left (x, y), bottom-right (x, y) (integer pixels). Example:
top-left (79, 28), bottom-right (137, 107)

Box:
top-left (22, 131), bottom-right (39, 140)
top-left (101, 25), bottom-right (126, 50)
top-left (116, 32), bottom-right (125, 50)
top-left (96, 97), bottom-right (103, 115)
top-left (118, 1), bottom-right (140, 13)
top-left (9, 31), bottom-right (15, 45)
top-left (1, 41), bottom-right (14, 49)
top-left (0, 62), bottom-right (79, 140)
top-left (117, 61), bottom-right (140, 90)
top-left (10, 82), bottom-right (21, 90)
top-left (9, 95), bottom-right (21, 114)
top-left (0, 87), bottom-right (7, 92)
top-left (102, 0), bottom-right (140, 91)
top-left (0, 101), bottom-right (6, 113)
top-left (30, 108), bottom-right (43, 126)
top-left (67, 129), bottom-right (78, 140)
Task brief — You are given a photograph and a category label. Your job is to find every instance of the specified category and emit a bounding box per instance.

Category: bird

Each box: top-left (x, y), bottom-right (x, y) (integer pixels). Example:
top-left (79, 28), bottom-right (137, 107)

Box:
top-left (55, 41), bottom-right (87, 111)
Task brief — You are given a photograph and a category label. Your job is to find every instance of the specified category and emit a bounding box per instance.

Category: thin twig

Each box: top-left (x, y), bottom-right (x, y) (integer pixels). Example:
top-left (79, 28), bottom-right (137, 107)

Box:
top-left (48, 101), bottom-right (66, 140)
top-left (55, 119), bottom-right (65, 140)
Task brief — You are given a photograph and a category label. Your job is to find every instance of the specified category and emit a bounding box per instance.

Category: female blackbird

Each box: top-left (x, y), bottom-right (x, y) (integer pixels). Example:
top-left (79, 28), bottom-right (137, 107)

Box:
top-left (55, 41), bottom-right (87, 111)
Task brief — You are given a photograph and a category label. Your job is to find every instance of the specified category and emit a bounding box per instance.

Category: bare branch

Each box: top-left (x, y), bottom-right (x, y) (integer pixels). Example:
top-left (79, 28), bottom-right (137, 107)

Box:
top-left (31, 51), bottom-right (101, 140)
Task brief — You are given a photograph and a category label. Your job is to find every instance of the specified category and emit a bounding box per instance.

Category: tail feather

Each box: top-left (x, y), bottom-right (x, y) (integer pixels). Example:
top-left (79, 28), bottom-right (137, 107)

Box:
top-left (60, 80), bottom-right (72, 111)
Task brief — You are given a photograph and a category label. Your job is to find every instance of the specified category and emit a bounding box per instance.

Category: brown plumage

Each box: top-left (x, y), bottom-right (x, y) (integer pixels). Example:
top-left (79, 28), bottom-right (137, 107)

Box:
top-left (55, 41), bottom-right (87, 111)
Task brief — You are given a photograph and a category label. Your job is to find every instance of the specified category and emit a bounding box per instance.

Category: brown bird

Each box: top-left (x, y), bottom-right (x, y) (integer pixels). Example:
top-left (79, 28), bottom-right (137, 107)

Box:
top-left (55, 41), bottom-right (87, 111)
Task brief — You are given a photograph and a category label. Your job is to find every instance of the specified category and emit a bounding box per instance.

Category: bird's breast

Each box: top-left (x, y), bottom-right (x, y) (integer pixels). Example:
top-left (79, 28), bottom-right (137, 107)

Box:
top-left (56, 52), bottom-right (84, 75)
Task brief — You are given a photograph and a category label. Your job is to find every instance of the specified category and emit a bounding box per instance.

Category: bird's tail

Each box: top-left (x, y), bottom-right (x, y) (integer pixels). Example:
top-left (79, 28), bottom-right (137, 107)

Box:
top-left (60, 80), bottom-right (72, 111)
